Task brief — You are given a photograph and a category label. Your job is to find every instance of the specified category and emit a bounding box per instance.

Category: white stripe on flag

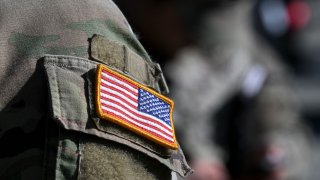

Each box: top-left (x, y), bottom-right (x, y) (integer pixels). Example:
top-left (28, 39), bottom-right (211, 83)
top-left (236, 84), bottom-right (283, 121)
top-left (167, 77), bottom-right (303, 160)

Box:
top-left (102, 72), bottom-right (137, 92)
top-left (100, 88), bottom-right (138, 107)
top-left (103, 106), bottom-right (174, 142)
top-left (101, 101), bottom-right (173, 136)
top-left (101, 79), bottom-right (138, 99)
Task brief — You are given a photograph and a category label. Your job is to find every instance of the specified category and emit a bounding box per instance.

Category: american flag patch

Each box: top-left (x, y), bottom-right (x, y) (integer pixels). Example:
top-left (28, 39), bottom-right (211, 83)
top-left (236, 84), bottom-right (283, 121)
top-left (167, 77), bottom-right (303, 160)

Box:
top-left (95, 64), bottom-right (178, 149)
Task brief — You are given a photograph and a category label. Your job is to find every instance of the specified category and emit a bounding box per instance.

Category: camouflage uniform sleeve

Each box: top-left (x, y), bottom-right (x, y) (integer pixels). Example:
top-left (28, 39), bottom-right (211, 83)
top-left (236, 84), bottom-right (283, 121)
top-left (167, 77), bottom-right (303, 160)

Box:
top-left (0, 0), bottom-right (192, 179)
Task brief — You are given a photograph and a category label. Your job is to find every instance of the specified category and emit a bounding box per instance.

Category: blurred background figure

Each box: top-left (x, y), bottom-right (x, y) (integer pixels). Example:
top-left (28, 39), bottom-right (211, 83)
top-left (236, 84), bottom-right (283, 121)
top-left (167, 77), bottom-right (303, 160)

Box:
top-left (254, 0), bottom-right (320, 139)
top-left (115, 0), bottom-right (317, 179)
top-left (255, 0), bottom-right (320, 179)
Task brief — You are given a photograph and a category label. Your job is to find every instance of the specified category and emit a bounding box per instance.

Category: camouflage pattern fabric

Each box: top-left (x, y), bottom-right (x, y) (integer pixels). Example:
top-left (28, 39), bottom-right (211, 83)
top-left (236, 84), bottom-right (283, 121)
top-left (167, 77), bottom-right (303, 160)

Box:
top-left (0, 0), bottom-right (192, 179)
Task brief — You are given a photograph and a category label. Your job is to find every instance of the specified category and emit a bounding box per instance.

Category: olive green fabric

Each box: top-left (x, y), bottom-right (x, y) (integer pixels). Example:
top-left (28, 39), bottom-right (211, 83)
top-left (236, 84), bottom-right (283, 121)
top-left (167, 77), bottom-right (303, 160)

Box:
top-left (0, 0), bottom-right (192, 179)
top-left (79, 135), bottom-right (171, 180)
top-left (90, 35), bottom-right (158, 90)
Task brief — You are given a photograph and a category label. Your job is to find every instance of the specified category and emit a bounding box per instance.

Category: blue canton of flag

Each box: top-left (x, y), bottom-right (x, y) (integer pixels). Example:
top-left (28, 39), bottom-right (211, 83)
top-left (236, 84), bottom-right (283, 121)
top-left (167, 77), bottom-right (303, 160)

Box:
top-left (138, 89), bottom-right (171, 126)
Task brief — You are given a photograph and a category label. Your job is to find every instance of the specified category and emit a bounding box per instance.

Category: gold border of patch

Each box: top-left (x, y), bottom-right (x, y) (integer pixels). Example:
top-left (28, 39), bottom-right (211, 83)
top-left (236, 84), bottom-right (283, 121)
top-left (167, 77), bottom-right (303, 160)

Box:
top-left (95, 64), bottom-right (178, 149)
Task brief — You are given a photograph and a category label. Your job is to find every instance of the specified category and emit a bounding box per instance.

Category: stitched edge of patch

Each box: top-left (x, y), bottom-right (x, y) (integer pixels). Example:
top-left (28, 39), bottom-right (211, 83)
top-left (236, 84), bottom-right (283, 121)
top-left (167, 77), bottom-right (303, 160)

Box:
top-left (95, 64), bottom-right (178, 149)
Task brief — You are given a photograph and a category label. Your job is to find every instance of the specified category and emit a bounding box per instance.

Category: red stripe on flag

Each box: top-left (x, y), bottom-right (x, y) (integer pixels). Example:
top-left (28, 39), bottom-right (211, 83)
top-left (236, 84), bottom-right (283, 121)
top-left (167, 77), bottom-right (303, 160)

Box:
top-left (100, 97), bottom-right (173, 135)
top-left (101, 75), bottom-right (138, 96)
top-left (102, 70), bottom-right (137, 90)
top-left (100, 95), bottom-right (137, 109)
top-left (100, 86), bottom-right (138, 104)
top-left (102, 105), bottom-right (174, 142)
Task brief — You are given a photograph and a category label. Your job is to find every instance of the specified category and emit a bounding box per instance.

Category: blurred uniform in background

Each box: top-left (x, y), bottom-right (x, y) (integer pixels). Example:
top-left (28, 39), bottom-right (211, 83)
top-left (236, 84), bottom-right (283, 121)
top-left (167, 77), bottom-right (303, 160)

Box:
top-left (255, 0), bottom-right (320, 178)
top-left (116, 0), bottom-right (314, 179)
top-left (254, 0), bottom-right (320, 136)
top-left (0, 0), bottom-right (192, 179)
top-left (168, 1), bottom-right (314, 179)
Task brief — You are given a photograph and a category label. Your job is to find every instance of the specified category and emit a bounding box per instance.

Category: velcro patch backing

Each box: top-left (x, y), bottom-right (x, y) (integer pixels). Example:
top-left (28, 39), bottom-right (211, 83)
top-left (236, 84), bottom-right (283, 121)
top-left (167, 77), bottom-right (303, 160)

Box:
top-left (95, 64), bottom-right (178, 149)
